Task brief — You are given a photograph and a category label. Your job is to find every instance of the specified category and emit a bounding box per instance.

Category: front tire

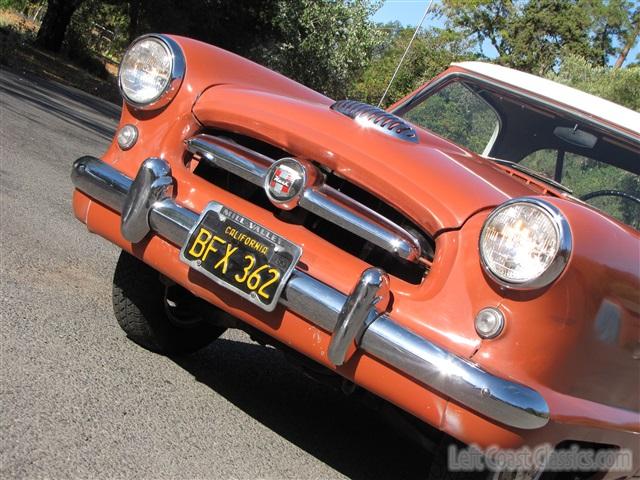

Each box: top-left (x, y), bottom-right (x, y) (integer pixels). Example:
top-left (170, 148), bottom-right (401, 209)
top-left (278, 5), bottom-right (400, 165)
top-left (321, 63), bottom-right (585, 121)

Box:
top-left (112, 251), bottom-right (226, 354)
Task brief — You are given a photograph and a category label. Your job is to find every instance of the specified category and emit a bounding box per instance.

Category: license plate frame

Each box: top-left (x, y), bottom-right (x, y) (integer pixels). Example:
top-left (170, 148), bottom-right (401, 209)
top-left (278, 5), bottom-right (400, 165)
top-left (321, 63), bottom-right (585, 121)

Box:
top-left (179, 202), bottom-right (302, 312)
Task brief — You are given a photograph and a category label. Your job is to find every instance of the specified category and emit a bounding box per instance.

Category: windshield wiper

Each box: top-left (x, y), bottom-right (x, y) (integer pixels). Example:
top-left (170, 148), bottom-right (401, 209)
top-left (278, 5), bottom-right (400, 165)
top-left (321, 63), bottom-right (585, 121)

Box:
top-left (491, 158), bottom-right (573, 194)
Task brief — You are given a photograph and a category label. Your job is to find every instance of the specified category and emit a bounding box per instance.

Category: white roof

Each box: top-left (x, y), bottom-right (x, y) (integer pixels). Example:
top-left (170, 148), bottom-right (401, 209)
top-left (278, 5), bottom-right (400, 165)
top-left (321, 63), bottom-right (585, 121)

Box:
top-left (452, 61), bottom-right (640, 136)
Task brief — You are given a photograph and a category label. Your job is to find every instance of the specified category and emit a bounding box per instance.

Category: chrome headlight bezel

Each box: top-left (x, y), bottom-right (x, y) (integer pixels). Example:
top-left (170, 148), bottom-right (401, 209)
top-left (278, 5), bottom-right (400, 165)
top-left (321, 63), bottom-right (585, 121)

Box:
top-left (118, 34), bottom-right (185, 111)
top-left (479, 198), bottom-right (572, 290)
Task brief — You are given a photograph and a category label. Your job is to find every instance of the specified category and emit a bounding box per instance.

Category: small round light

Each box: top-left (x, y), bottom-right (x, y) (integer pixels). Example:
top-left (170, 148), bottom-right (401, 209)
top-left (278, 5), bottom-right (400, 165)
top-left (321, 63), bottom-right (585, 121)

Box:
top-left (117, 124), bottom-right (138, 150)
top-left (475, 307), bottom-right (505, 339)
top-left (479, 198), bottom-right (571, 289)
top-left (118, 35), bottom-right (184, 109)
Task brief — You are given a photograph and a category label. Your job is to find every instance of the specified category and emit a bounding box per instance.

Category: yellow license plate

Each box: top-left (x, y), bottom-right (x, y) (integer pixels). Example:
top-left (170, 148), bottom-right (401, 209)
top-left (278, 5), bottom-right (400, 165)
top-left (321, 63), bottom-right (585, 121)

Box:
top-left (180, 202), bottom-right (302, 311)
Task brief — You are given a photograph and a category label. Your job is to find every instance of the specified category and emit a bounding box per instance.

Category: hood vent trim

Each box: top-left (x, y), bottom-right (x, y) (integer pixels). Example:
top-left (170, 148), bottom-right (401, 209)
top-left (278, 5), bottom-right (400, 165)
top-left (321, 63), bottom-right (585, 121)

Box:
top-left (331, 100), bottom-right (418, 143)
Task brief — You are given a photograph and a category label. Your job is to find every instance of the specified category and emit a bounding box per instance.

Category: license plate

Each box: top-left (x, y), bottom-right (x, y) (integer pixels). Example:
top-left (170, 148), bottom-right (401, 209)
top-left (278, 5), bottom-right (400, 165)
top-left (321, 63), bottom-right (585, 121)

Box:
top-left (180, 202), bottom-right (302, 311)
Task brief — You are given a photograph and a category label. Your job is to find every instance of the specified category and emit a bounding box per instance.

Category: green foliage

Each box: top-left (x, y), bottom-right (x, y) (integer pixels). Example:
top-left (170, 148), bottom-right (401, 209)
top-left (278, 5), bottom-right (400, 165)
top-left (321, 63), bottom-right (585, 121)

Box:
top-left (21, 0), bottom-right (637, 102)
top-left (66, 0), bottom-right (128, 63)
top-left (440, 0), bottom-right (638, 74)
top-left (0, 4), bottom-right (38, 64)
top-left (546, 54), bottom-right (640, 111)
top-left (522, 150), bottom-right (639, 228)
top-left (123, 0), bottom-right (380, 98)
top-left (253, 0), bottom-right (381, 98)
top-left (128, 0), bottom-right (282, 56)
top-left (349, 25), bottom-right (476, 107)
top-left (402, 81), bottom-right (497, 153)
top-left (0, 0), bottom-right (31, 10)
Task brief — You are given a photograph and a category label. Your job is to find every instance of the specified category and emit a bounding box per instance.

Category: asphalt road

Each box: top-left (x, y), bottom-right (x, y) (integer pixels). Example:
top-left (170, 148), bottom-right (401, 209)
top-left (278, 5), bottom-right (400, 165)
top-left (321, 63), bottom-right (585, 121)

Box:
top-left (0, 68), bottom-right (430, 479)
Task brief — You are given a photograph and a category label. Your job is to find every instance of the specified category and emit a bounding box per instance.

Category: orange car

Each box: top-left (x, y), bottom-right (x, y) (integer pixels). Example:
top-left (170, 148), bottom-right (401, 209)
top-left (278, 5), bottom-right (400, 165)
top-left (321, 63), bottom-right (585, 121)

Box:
top-left (71, 34), bottom-right (640, 479)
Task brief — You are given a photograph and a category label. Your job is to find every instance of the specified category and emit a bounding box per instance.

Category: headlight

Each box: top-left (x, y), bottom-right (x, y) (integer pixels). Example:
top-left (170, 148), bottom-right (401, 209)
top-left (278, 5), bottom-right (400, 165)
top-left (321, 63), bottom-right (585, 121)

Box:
top-left (118, 34), bottom-right (185, 110)
top-left (479, 198), bottom-right (571, 289)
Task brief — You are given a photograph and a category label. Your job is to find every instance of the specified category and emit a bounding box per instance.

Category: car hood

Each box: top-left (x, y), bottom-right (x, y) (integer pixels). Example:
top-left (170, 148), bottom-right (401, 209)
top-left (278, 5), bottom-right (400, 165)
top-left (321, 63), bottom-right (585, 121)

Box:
top-left (192, 85), bottom-right (552, 233)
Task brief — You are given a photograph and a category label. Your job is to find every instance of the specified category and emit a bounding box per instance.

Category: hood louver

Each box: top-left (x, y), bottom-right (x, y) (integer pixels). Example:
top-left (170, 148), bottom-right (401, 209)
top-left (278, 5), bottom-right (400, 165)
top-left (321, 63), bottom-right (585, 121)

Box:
top-left (331, 100), bottom-right (418, 143)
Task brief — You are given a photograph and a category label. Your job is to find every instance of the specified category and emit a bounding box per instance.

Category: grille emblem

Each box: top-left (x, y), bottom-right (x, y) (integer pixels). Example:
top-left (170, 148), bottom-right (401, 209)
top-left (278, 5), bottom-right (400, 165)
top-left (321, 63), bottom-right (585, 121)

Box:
top-left (265, 158), bottom-right (308, 210)
top-left (270, 167), bottom-right (295, 195)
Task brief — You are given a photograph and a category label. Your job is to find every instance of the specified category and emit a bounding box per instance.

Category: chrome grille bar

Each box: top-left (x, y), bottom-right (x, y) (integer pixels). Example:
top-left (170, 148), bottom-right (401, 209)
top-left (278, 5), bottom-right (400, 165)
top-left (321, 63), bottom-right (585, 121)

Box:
top-left (185, 134), bottom-right (422, 262)
top-left (186, 135), bottom-right (271, 186)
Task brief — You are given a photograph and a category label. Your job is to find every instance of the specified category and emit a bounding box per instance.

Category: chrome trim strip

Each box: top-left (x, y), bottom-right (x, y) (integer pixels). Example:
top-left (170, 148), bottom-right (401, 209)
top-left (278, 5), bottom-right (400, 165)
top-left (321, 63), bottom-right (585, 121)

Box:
top-left (185, 134), bottom-right (422, 262)
top-left (300, 187), bottom-right (421, 261)
top-left (361, 317), bottom-right (550, 429)
top-left (71, 156), bottom-right (550, 430)
top-left (148, 199), bottom-right (196, 246)
top-left (186, 135), bottom-right (271, 187)
top-left (71, 156), bottom-right (132, 212)
top-left (280, 271), bottom-right (345, 332)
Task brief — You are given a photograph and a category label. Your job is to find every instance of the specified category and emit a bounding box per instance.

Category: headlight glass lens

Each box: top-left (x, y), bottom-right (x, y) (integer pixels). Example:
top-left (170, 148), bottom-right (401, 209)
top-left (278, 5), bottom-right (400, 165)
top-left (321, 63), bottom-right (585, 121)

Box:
top-left (119, 37), bottom-right (172, 105)
top-left (480, 202), bottom-right (560, 285)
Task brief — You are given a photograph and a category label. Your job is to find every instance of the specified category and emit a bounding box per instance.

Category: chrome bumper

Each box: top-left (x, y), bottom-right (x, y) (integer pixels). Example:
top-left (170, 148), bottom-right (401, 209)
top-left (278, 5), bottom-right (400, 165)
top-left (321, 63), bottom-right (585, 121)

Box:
top-left (71, 156), bottom-right (550, 430)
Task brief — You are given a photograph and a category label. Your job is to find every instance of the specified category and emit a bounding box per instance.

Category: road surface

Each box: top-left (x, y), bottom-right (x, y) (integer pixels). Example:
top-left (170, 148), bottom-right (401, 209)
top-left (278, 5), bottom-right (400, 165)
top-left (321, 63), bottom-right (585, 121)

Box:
top-left (0, 68), bottom-right (429, 479)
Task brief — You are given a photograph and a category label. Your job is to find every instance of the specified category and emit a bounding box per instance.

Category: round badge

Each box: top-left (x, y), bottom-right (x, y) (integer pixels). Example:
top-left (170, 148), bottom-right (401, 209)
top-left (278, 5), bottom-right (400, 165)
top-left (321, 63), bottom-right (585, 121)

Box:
top-left (265, 158), bottom-right (306, 210)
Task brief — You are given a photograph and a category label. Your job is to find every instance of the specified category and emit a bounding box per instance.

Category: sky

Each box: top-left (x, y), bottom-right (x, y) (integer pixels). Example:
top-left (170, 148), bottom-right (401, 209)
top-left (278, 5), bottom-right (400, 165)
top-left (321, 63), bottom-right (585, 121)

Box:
top-left (371, 0), bottom-right (640, 66)
top-left (372, 0), bottom-right (442, 27)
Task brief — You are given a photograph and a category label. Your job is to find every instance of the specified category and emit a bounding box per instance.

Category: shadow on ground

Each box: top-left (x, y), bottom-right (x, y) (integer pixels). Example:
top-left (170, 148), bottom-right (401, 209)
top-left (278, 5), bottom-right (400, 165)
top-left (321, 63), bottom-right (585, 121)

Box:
top-left (173, 337), bottom-right (434, 480)
top-left (0, 67), bottom-right (119, 140)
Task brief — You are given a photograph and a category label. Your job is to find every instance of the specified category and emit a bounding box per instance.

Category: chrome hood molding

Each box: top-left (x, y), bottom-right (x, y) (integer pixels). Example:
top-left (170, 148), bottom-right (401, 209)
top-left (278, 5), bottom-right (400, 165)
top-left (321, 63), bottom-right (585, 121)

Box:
top-left (331, 100), bottom-right (418, 143)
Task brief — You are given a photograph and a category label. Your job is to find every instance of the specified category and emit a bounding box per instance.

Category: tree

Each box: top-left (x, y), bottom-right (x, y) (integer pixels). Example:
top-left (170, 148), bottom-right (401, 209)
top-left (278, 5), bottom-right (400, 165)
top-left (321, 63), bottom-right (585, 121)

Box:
top-left (440, 0), bottom-right (637, 74)
top-left (257, 0), bottom-right (381, 98)
top-left (547, 54), bottom-right (640, 111)
top-left (36, 0), bottom-right (85, 52)
top-left (127, 0), bottom-right (141, 43)
top-left (614, 6), bottom-right (640, 68)
top-left (126, 0), bottom-right (282, 58)
top-left (350, 25), bottom-right (476, 107)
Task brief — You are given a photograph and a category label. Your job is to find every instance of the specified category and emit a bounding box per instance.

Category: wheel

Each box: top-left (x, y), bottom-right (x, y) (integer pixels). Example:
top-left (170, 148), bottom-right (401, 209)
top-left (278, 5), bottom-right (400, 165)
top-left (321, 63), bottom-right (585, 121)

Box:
top-left (112, 250), bottom-right (227, 354)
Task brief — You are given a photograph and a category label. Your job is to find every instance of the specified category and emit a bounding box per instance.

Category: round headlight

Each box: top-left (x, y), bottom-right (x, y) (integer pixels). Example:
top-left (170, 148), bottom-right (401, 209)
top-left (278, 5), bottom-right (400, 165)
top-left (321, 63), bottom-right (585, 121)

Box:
top-left (479, 198), bottom-right (571, 289)
top-left (118, 35), bottom-right (185, 109)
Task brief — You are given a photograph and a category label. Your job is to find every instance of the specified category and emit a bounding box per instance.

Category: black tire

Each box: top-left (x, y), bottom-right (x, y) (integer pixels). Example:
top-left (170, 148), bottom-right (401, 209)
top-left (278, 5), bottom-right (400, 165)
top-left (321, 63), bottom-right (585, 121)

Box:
top-left (112, 250), bottom-right (226, 354)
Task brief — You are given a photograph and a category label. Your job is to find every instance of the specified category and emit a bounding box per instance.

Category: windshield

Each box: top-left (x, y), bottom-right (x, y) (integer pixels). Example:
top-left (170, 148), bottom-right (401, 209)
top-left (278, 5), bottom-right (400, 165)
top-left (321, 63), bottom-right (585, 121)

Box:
top-left (395, 76), bottom-right (640, 229)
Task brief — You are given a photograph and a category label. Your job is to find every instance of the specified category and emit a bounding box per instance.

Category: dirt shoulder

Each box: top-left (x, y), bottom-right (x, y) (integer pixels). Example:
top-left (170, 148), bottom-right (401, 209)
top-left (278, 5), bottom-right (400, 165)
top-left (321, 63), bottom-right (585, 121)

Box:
top-left (0, 9), bottom-right (120, 104)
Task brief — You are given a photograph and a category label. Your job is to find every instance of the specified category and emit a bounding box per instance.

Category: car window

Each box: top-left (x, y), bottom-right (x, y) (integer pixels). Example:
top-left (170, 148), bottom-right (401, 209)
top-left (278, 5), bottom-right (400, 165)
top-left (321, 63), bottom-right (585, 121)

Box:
top-left (402, 81), bottom-right (499, 154)
top-left (519, 149), bottom-right (557, 179)
top-left (521, 149), bottom-right (640, 229)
